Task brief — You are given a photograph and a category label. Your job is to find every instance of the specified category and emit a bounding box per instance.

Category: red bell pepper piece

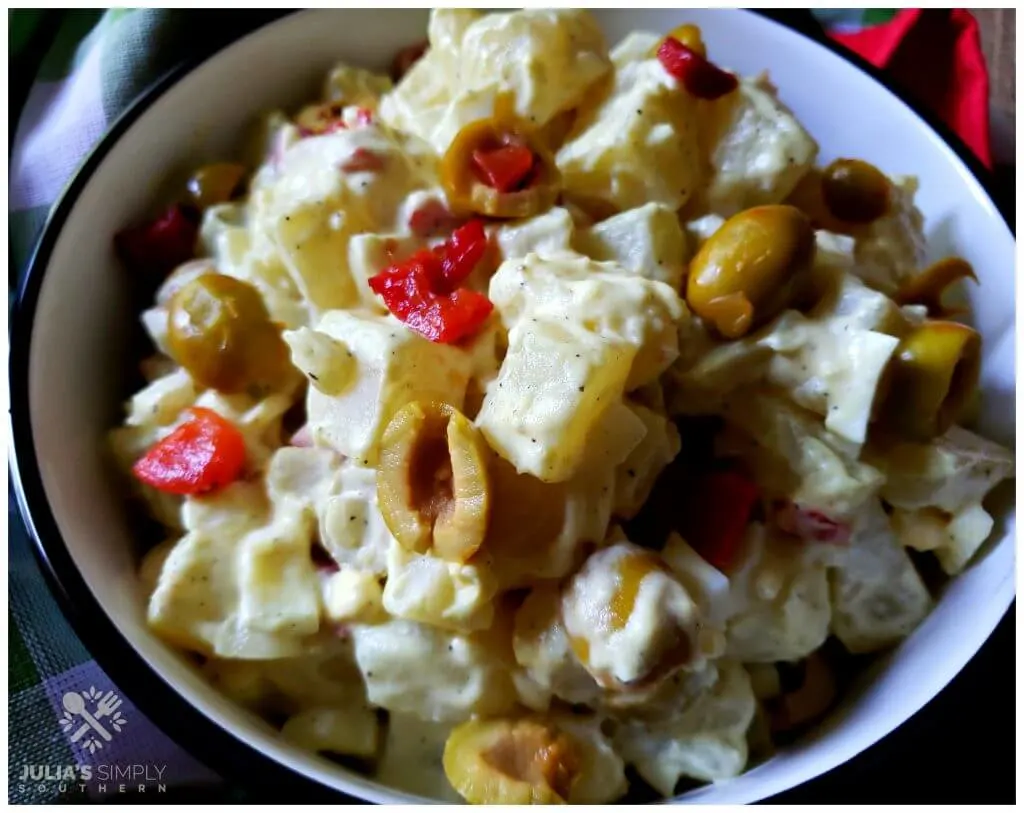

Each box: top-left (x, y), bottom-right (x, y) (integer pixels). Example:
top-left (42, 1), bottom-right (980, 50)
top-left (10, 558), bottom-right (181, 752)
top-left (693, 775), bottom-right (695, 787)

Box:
top-left (774, 500), bottom-right (851, 544)
top-left (132, 407), bottom-right (247, 496)
top-left (471, 144), bottom-right (536, 193)
top-left (679, 468), bottom-right (760, 571)
top-left (437, 219), bottom-right (488, 291)
top-left (340, 147), bottom-right (385, 173)
top-left (354, 107), bottom-right (374, 126)
top-left (114, 204), bottom-right (199, 279)
top-left (369, 221), bottom-right (493, 343)
top-left (408, 199), bottom-right (463, 238)
top-left (657, 37), bottom-right (738, 100)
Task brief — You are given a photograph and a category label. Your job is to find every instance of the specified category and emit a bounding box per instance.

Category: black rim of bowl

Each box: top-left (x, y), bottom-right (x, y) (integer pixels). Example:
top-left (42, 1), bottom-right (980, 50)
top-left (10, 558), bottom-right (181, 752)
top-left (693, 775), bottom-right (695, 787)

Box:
top-left (8, 9), bottom-right (1014, 804)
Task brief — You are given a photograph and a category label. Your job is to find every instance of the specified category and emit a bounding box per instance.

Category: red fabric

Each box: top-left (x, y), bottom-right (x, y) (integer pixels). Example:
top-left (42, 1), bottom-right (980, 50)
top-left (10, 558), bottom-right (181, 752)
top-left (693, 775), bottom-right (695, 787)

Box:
top-left (829, 9), bottom-right (992, 168)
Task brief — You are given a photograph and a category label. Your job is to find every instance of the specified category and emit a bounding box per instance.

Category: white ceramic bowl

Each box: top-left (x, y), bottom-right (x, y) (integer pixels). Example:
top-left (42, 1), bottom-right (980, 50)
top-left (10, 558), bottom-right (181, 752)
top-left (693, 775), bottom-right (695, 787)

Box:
top-left (9, 9), bottom-right (1016, 805)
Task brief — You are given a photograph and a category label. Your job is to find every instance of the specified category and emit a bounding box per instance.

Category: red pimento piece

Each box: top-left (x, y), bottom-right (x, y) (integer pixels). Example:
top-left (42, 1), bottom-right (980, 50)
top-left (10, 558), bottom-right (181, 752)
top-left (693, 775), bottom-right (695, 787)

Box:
top-left (436, 219), bottom-right (488, 291)
top-left (340, 147), bottom-right (385, 173)
top-left (471, 144), bottom-right (536, 193)
top-left (132, 407), bottom-right (247, 496)
top-left (657, 36), bottom-right (738, 100)
top-left (775, 500), bottom-right (851, 544)
top-left (679, 468), bottom-right (760, 571)
top-left (114, 204), bottom-right (199, 278)
top-left (369, 222), bottom-right (493, 344)
top-left (408, 199), bottom-right (463, 238)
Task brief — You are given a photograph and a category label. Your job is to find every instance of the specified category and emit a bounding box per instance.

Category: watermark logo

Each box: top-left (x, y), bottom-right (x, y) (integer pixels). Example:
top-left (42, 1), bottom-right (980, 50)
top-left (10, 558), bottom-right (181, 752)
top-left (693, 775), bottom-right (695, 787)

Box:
top-left (58, 686), bottom-right (128, 754)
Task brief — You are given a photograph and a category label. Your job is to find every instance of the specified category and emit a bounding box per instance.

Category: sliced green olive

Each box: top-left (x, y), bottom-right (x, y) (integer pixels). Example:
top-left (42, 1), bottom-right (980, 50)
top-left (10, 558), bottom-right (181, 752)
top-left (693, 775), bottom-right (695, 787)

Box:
top-left (377, 401), bottom-right (491, 562)
top-left (893, 257), bottom-right (978, 316)
top-left (685, 205), bottom-right (815, 339)
top-left (878, 320), bottom-right (981, 440)
top-left (443, 718), bottom-right (580, 805)
top-left (167, 273), bottom-right (291, 394)
top-left (821, 158), bottom-right (890, 224)
top-left (440, 95), bottom-right (560, 220)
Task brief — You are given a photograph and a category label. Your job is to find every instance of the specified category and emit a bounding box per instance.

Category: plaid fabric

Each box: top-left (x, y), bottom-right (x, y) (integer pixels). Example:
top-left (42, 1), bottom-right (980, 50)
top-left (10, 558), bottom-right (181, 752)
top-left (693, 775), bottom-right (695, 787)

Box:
top-left (0, 7), bottom-right (937, 804)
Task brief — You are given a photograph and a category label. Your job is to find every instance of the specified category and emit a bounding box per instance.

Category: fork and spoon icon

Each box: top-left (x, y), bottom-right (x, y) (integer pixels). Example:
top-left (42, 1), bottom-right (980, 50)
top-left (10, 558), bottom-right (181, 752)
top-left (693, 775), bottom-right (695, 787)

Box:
top-left (62, 690), bottom-right (122, 743)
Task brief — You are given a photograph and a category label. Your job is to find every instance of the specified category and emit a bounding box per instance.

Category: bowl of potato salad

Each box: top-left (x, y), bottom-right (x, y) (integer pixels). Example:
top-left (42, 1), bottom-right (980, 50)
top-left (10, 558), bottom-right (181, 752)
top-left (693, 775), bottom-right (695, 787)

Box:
top-left (10, 8), bottom-right (1015, 806)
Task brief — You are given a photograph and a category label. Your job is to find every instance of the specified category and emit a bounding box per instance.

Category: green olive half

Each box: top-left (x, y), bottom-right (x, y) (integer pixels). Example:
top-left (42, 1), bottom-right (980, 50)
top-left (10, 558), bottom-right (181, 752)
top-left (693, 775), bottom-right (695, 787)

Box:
top-left (821, 158), bottom-right (890, 225)
top-left (877, 320), bottom-right (981, 440)
top-left (685, 205), bottom-right (815, 339)
top-left (167, 273), bottom-right (291, 394)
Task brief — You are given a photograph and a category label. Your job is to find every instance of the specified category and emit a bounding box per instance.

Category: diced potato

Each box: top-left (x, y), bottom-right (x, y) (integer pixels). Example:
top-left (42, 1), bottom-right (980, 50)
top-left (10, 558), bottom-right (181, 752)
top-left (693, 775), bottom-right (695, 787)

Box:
top-left (318, 463), bottom-right (394, 577)
top-left (125, 368), bottom-right (197, 428)
top-left (723, 524), bottom-right (832, 663)
top-left (321, 567), bottom-right (385, 623)
top-left (378, 48), bottom-right (453, 145)
top-left (829, 500), bottom-right (932, 653)
top-left (282, 705), bottom-right (381, 758)
top-left (148, 501), bottom-right (312, 659)
top-left (931, 503), bottom-right (997, 576)
top-left (190, 389), bottom-right (296, 469)
top-left (557, 58), bottom-right (700, 212)
top-left (200, 204), bottom-right (310, 330)
top-left (237, 510), bottom-right (321, 637)
top-left (613, 403), bottom-right (681, 519)
top-left (512, 584), bottom-right (602, 708)
top-left (374, 713), bottom-right (465, 802)
top-left (611, 660), bottom-right (755, 795)
top-left (851, 175), bottom-right (927, 295)
top-left (661, 533), bottom-right (732, 626)
top-left (429, 86), bottom-right (503, 156)
top-left (476, 317), bottom-right (636, 482)
top-left (494, 207), bottom-right (576, 263)
top-left (301, 310), bottom-right (472, 465)
top-left (283, 326), bottom-right (357, 396)
top-left (259, 645), bottom-right (367, 711)
top-left (695, 74), bottom-right (818, 216)
top-left (815, 229), bottom-right (857, 274)
top-left (609, 31), bottom-right (662, 69)
top-left (576, 203), bottom-right (688, 289)
top-left (382, 540), bottom-right (498, 632)
top-left (181, 481), bottom-right (270, 535)
top-left (721, 391), bottom-right (884, 522)
top-left (552, 714), bottom-right (628, 804)
top-left (486, 455), bottom-right (616, 588)
top-left (867, 425), bottom-right (1015, 515)
top-left (428, 8), bottom-right (483, 61)
top-left (488, 252), bottom-right (684, 389)
top-left (265, 446), bottom-right (340, 511)
top-left (256, 128), bottom-right (435, 312)
top-left (754, 286), bottom-right (902, 447)
top-left (323, 64), bottom-right (393, 108)
top-left (350, 619), bottom-right (518, 722)
top-left (682, 213), bottom-right (726, 252)
top-left (458, 9), bottom-right (611, 127)
top-left (139, 540), bottom-right (176, 597)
